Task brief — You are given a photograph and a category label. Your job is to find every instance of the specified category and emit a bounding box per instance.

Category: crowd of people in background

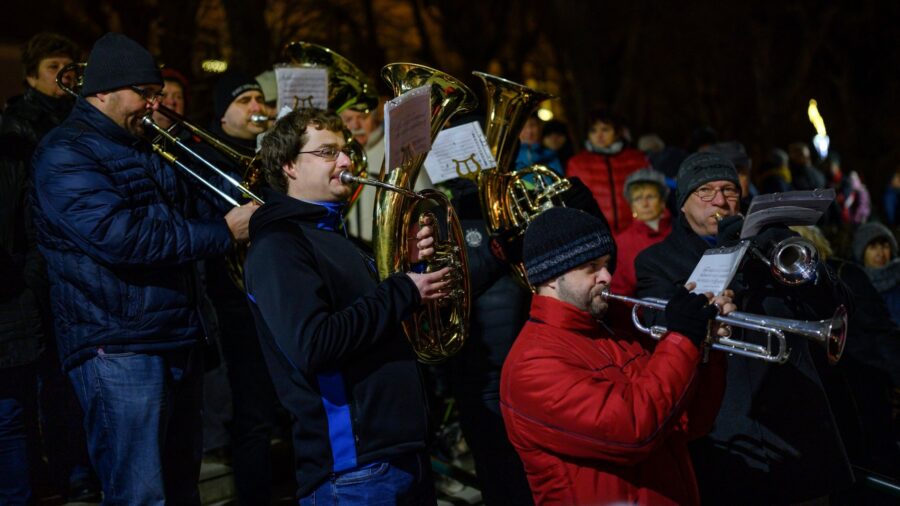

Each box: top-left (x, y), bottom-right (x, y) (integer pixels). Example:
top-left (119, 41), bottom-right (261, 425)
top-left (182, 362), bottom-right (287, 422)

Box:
top-left (1, 30), bottom-right (899, 505)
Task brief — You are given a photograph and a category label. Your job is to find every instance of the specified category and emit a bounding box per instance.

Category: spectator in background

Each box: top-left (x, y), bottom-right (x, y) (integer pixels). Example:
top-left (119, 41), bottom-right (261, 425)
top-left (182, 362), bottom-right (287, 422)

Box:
top-left (610, 168), bottom-right (672, 297)
top-left (1, 31), bottom-right (100, 502)
top-left (852, 222), bottom-right (900, 325)
top-left (515, 113), bottom-right (563, 176)
top-left (883, 165), bottom-right (900, 228)
top-left (758, 148), bottom-right (793, 194)
top-left (788, 141), bottom-right (826, 190)
top-left (637, 133), bottom-right (665, 156)
top-left (541, 119), bottom-right (573, 168)
top-left (793, 225), bottom-right (900, 489)
top-left (825, 153), bottom-right (871, 226)
top-left (566, 109), bottom-right (649, 233)
top-left (151, 68), bottom-right (189, 130)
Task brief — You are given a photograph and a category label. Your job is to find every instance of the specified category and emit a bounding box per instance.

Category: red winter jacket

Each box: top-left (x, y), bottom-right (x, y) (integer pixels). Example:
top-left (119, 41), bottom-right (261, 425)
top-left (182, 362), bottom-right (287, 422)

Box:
top-left (611, 210), bottom-right (673, 296)
top-left (566, 148), bottom-right (649, 233)
top-left (500, 295), bottom-right (725, 506)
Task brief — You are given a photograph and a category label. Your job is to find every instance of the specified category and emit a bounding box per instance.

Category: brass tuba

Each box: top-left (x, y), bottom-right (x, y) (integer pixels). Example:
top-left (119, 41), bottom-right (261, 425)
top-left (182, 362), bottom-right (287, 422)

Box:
top-left (472, 72), bottom-right (572, 286)
top-left (365, 63), bottom-right (477, 363)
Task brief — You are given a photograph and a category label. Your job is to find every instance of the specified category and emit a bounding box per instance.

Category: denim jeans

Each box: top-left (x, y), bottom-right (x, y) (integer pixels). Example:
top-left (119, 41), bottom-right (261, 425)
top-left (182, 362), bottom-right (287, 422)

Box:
top-left (299, 452), bottom-right (436, 506)
top-left (0, 365), bottom-right (37, 505)
top-left (68, 347), bottom-right (203, 505)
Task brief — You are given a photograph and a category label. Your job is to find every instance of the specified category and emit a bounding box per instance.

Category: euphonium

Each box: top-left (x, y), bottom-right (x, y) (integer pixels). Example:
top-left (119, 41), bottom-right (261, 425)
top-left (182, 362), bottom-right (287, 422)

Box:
top-left (472, 72), bottom-right (571, 286)
top-left (370, 63), bottom-right (478, 363)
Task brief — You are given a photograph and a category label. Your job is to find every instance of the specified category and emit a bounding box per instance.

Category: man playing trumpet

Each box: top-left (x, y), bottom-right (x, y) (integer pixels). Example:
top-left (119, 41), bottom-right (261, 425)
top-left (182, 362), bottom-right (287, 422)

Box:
top-left (500, 207), bottom-right (733, 505)
top-left (244, 108), bottom-right (448, 503)
top-left (635, 152), bottom-right (853, 504)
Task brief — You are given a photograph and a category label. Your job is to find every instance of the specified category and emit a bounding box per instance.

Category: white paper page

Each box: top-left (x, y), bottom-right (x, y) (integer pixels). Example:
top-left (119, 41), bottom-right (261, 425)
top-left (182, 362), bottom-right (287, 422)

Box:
top-left (423, 122), bottom-right (496, 183)
top-left (275, 66), bottom-right (328, 111)
top-left (383, 85), bottom-right (431, 172)
top-left (686, 242), bottom-right (750, 295)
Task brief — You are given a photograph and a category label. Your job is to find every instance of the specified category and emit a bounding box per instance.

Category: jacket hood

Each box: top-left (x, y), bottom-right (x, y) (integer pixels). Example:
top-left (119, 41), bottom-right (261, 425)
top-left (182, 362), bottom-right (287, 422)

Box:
top-left (249, 187), bottom-right (337, 239)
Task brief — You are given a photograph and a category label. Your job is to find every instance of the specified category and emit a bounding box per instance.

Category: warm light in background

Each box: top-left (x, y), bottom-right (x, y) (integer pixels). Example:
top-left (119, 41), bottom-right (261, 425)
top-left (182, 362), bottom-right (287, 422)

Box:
top-left (807, 99), bottom-right (830, 158)
top-left (202, 59), bottom-right (228, 73)
top-left (537, 107), bottom-right (553, 121)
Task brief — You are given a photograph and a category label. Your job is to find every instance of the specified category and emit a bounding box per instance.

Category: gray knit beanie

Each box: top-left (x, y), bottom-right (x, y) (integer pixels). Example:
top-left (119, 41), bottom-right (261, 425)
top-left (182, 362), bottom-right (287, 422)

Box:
top-left (623, 167), bottom-right (669, 203)
top-left (675, 152), bottom-right (740, 209)
top-left (82, 33), bottom-right (162, 96)
top-left (852, 222), bottom-right (898, 263)
top-left (523, 207), bottom-right (616, 286)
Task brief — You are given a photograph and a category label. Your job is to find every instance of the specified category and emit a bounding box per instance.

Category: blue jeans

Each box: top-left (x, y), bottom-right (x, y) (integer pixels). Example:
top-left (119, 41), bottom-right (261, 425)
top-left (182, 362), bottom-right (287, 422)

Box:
top-left (299, 452), bottom-right (436, 506)
top-left (69, 347), bottom-right (203, 505)
top-left (0, 365), bottom-right (36, 505)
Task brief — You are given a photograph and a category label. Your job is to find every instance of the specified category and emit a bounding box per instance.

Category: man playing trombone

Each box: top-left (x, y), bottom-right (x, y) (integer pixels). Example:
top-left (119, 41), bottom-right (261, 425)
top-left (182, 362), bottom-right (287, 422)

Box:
top-left (30, 33), bottom-right (257, 504)
top-left (244, 108), bottom-right (448, 504)
top-left (635, 152), bottom-right (853, 504)
top-left (499, 206), bottom-right (733, 505)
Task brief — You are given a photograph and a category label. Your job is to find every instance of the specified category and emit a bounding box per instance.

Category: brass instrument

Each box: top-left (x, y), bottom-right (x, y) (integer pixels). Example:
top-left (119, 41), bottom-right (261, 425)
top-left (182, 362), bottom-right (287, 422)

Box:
top-left (282, 41), bottom-right (376, 207)
top-left (57, 62), bottom-right (263, 290)
top-left (602, 289), bottom-right (847, 364)
top-left (472, 72), bottom-right (571, 285)
top-left (368, 63), bottom-right (477, 363)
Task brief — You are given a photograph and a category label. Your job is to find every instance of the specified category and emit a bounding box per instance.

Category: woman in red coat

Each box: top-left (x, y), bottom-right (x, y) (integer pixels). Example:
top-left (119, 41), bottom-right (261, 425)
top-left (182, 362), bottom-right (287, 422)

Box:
top-left (611, 168), bottom-right (673, 296)
top-left (566, 110), bottom-right (650, 233)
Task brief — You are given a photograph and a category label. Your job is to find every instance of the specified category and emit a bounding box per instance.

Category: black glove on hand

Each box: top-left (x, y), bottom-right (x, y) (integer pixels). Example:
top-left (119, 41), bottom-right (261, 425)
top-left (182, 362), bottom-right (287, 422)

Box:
top-left (664, 286), bottom-right (719, 350)
top-left (715, 215), bottom-right (744, 247)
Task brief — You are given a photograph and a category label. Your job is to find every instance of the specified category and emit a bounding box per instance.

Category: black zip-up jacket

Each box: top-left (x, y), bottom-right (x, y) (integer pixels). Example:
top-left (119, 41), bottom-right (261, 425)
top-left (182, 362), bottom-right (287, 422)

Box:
top-left (243, 188), bottom-right (429, 498)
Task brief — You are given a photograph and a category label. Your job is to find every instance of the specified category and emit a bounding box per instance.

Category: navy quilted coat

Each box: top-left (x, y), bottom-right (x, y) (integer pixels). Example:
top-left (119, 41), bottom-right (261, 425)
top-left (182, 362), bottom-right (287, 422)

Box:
top-left (31, 98), bottom-right (233, 370)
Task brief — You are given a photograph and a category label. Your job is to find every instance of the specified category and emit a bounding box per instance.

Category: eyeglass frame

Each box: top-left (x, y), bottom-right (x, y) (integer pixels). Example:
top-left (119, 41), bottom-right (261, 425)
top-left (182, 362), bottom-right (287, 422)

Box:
top-left (297, 145), bottom-right (354, 162)
top-left (130, 85), bottom-right (164, 103)
top-left (693, 184), bottom-right (741, 202)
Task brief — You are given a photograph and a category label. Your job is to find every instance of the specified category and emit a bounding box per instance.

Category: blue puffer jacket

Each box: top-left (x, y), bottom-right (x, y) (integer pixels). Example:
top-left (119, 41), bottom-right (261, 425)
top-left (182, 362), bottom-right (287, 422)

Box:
top-left (31, 98), bottom-right (233, 370)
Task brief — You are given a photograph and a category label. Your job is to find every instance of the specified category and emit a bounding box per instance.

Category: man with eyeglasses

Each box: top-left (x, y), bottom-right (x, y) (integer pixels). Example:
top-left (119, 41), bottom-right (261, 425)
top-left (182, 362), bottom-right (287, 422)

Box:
top-left (635, 152), bottom-right (853, 504)
top-left (186, 71), bottom-right (282, 504)
top-left (244, 108), bottom-right (447, 503)
top-left (30, 33), bottom-right (257, 503)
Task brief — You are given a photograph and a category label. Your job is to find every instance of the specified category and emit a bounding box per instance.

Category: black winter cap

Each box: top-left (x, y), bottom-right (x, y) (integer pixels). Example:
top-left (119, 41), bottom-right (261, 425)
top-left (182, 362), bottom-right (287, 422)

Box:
top-left (523, 207), bottom-right (616, 286)
top-left (82, 33), bottom-right (161, 96)
top-left (213, 72), bottom-right (262, 120)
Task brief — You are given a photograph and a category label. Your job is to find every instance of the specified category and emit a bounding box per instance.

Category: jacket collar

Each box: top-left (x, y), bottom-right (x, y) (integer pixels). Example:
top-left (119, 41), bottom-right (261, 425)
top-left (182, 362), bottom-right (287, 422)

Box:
top-left (71, 96), bottom-right (147, 147)
top-left (529, 294), bottom-right (602, 337)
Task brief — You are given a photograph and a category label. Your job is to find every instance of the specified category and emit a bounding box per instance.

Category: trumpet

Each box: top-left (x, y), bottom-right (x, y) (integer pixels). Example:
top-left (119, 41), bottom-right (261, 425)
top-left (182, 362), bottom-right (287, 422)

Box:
top-left (601, 289), bottom-right (847, 365)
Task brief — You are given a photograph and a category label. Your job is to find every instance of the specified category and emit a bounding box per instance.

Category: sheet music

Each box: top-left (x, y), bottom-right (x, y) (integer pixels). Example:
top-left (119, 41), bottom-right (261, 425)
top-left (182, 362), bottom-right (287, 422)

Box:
top-left (274, 66), bottom-right (328, 111)
top-left (383, 85), bottom-right (431, 172)
top-left (687, 242), bottom-right (750, 295)
top-left (423, 122), bottom-right (496, 183)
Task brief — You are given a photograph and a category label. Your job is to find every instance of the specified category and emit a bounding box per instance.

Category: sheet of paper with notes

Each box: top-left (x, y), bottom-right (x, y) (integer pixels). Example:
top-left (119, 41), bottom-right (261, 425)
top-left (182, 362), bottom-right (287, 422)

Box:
top-left (687, 242), bottom-right (750, 295)
top-left (423, 121), bottom-right (497, 183)
top-left (274, 66), bottom-right (328, 112)
top-left (383, 85), bottom-right (431, 173)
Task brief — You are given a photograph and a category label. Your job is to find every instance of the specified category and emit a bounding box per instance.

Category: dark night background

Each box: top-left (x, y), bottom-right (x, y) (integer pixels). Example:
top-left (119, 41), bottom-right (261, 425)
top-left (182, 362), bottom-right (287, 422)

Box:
top-left (3, 0), bottom-right (899, 213)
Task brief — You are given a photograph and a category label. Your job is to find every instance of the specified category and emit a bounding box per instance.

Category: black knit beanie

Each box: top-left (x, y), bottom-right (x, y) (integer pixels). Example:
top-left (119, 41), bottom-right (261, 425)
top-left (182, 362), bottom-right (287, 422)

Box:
top-left (81, 33), bottom-right (161, 96)
top-left (523, 207), bottom-right (616, 286)
top-left (213, 72), bottom-right (262, 120)
top-left (675, 152), bottom-right (740, 209)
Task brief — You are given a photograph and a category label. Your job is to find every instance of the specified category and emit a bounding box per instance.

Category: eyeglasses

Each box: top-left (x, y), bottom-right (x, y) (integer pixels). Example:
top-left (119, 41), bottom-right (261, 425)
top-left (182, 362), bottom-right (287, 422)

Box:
top-left (694, 186), bottom-right (740, 202)
top-left (298, 145), bottom-right (353, 162)
top-left (130, 85), bottom-right (164, 103)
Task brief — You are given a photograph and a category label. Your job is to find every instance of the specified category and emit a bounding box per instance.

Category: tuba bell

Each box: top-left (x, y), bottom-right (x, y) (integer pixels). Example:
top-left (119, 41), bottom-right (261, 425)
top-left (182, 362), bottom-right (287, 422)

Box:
top-left (365, 63), bottom-right (478, 363)
top-left (472, 72), bottom-right (571, 286)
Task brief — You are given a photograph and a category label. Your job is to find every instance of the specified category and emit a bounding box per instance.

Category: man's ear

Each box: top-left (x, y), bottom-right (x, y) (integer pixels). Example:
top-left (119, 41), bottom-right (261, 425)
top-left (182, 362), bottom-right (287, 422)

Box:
top-left (25, 75), bottom-right (38, 88)
top-left (282, 161), bottom-right (298, 181)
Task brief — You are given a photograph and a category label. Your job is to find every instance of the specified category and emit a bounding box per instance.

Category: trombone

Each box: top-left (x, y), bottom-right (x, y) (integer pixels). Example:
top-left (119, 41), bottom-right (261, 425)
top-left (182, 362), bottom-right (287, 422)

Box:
top-left (601, 289), bottom-right (847, 365)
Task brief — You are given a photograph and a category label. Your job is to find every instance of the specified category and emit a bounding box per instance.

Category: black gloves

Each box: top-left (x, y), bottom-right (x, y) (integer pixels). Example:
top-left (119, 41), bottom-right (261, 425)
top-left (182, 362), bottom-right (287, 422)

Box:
top-left (664, 286), bottom-right (719, 350)
top-left (716, 215), bottom-right (744, 247)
